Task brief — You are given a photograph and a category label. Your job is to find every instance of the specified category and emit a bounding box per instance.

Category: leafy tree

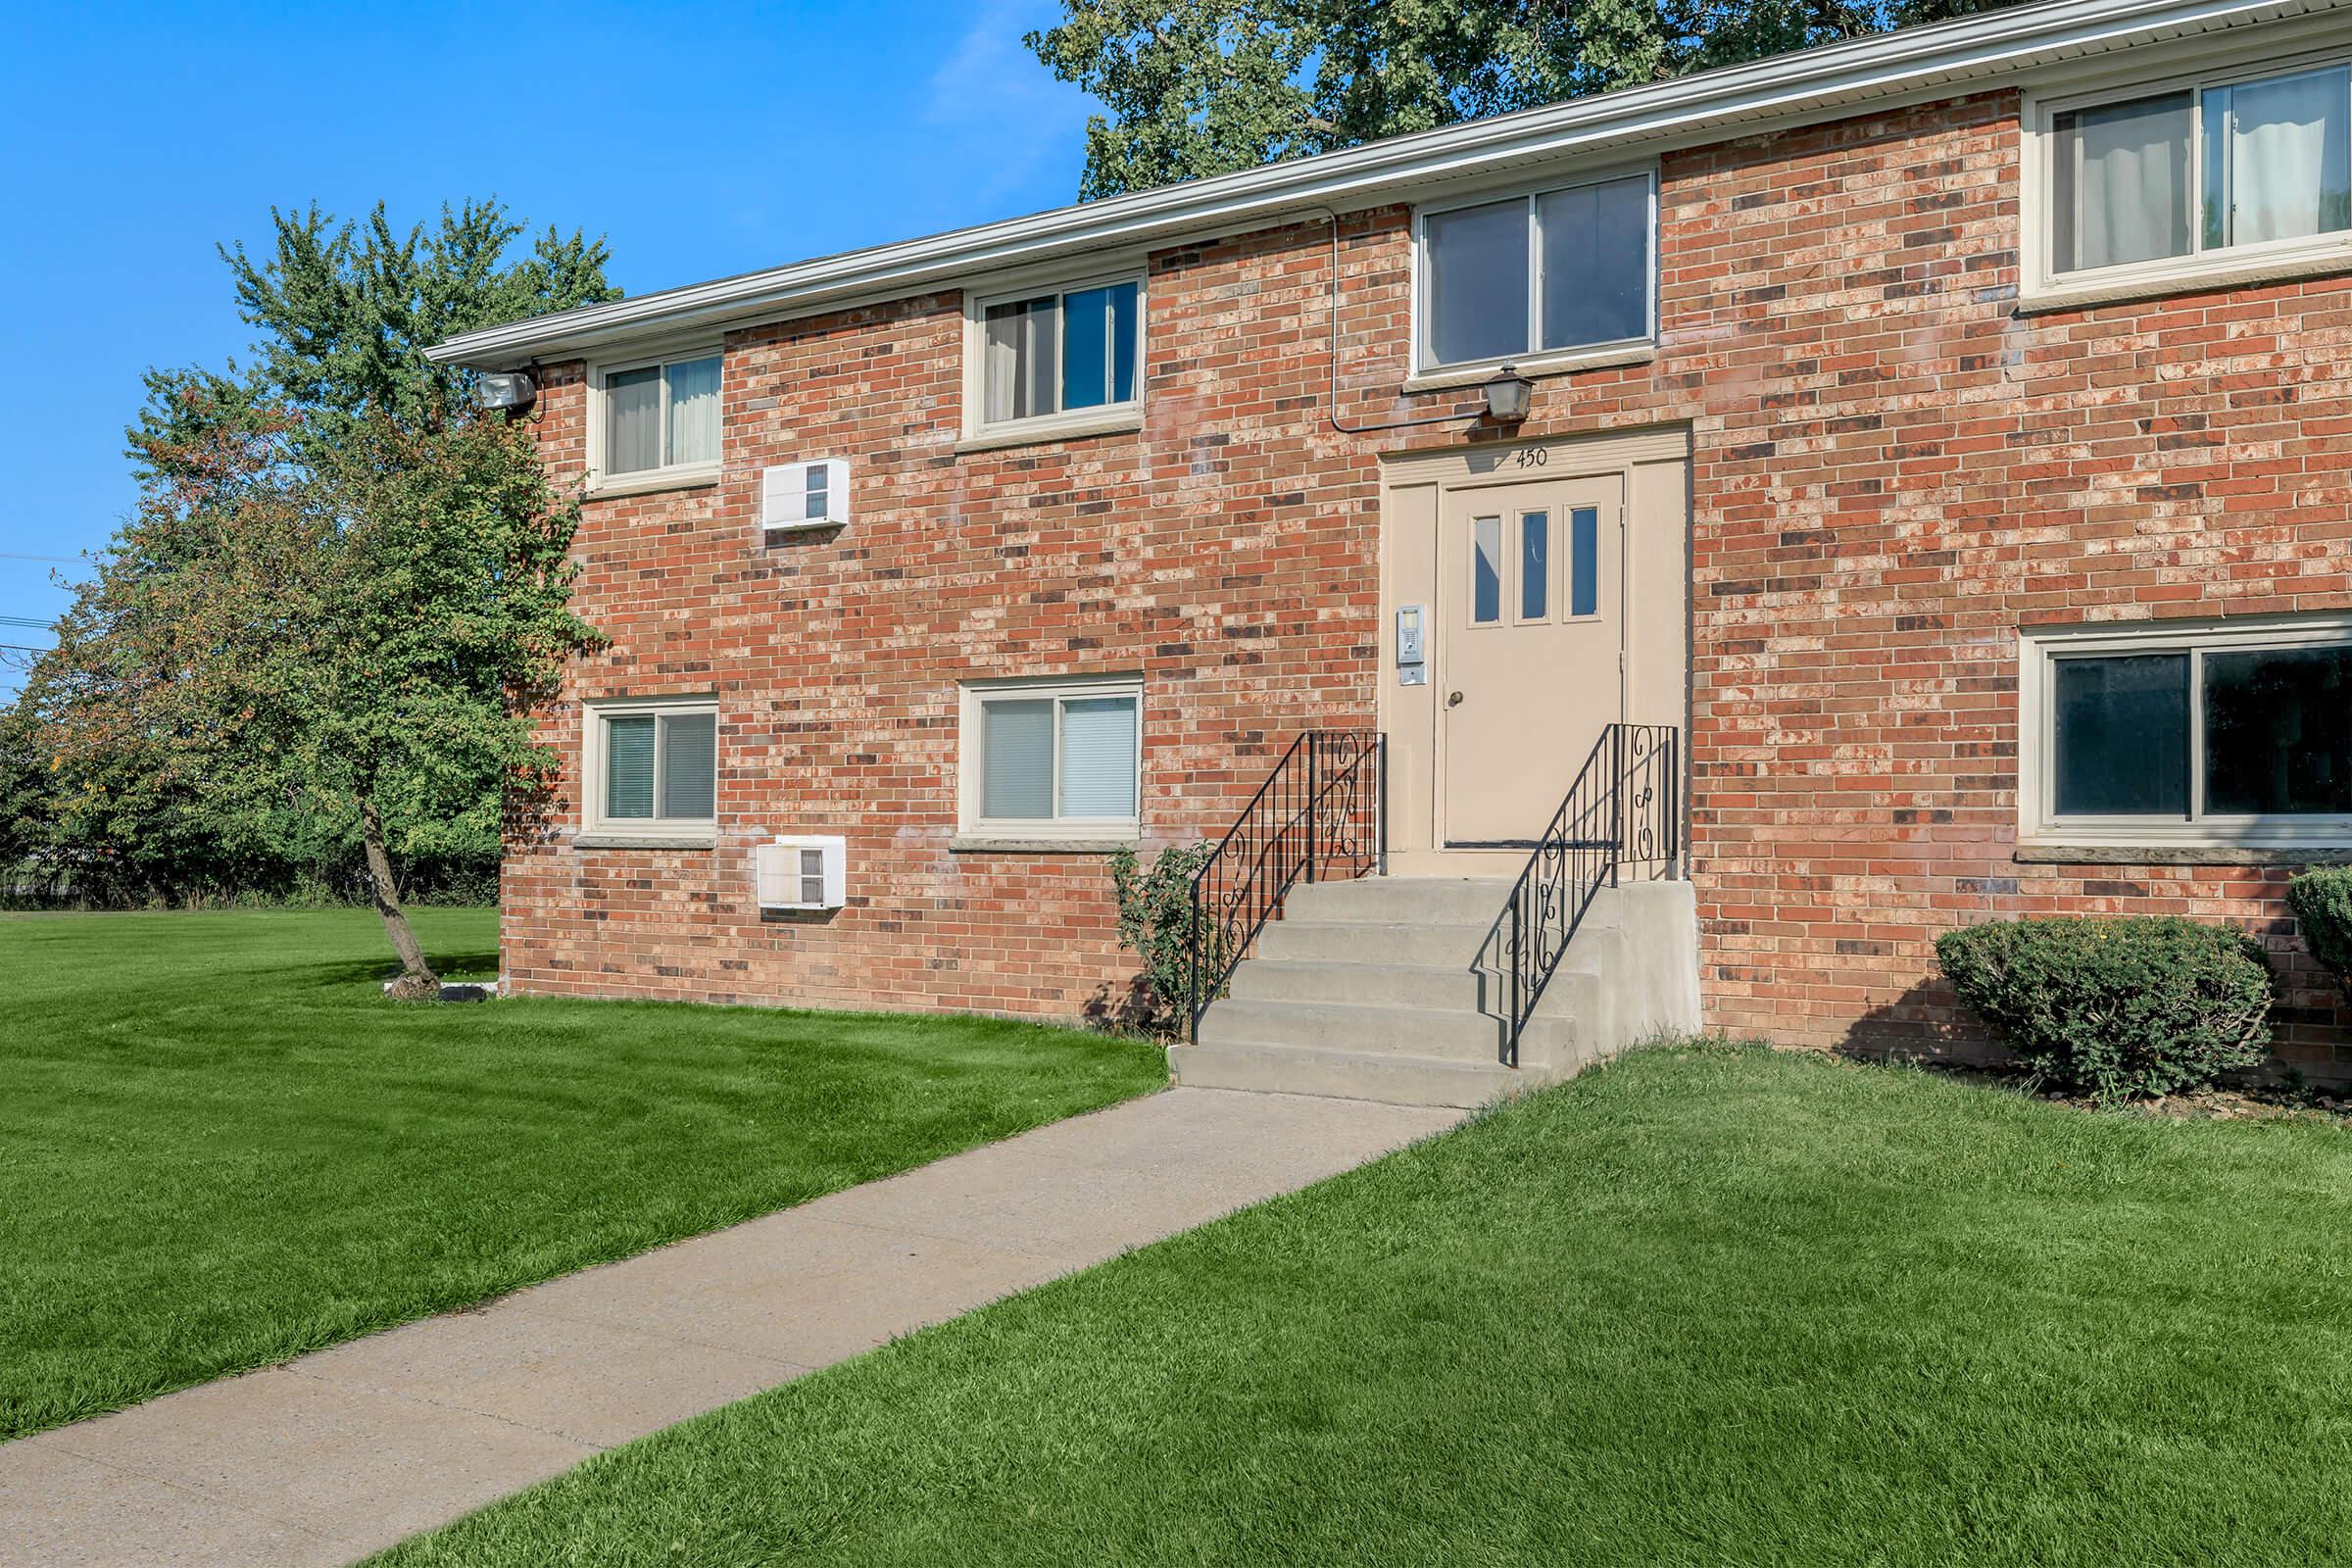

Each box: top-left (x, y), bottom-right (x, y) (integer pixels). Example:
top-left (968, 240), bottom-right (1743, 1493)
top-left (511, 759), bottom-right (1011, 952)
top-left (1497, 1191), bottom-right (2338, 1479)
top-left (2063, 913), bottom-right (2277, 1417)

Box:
top-left (0, 697), bottom-right (41, 888)
top-left (3, 199), bottom-right (617, 918)
top-left (1028, 0), bottom-right (2022, 199)
top-left (27, 407), bottom-right (602, 990)
top-left (129, 200), bottom-right (619, 468)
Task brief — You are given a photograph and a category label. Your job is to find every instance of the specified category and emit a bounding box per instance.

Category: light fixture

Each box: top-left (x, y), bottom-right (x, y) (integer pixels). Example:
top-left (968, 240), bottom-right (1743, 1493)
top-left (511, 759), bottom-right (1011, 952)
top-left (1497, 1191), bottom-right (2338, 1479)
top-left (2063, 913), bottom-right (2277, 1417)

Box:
top-left (475, 370), bottom-right (537, 415)
top-left (1482, 364), bottom-right (1535, 423)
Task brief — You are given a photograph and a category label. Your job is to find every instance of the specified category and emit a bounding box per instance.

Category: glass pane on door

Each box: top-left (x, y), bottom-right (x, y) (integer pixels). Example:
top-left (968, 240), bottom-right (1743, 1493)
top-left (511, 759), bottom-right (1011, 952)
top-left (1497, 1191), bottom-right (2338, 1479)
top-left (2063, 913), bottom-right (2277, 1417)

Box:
top-left (1518, 512), bottom-right (1548, 620)
top-left (1471, 516), bottom-right (1503, 625)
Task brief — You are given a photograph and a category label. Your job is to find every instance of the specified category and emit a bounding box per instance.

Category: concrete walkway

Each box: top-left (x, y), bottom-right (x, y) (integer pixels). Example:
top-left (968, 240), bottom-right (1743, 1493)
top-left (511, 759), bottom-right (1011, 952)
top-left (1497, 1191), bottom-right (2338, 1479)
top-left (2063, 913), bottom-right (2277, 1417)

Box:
top-left (0, 1088), bottom-right (1459, 1567)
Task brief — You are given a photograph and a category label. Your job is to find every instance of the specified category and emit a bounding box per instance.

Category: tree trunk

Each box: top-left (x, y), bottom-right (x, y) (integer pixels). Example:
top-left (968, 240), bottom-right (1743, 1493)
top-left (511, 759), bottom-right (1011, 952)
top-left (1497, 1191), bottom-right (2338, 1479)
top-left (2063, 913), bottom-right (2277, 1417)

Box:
top-left (360, 793), bottom-right (440, 1001)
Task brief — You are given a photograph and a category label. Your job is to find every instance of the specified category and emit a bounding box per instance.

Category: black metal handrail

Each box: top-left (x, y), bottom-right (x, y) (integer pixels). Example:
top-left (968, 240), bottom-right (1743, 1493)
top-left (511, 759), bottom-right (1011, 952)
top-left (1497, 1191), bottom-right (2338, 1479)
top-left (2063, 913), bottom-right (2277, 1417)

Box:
top-left (1187, 729), bottom-right (1386, 1041)
top-left (1492, 723), bottom-right (1681, 1066)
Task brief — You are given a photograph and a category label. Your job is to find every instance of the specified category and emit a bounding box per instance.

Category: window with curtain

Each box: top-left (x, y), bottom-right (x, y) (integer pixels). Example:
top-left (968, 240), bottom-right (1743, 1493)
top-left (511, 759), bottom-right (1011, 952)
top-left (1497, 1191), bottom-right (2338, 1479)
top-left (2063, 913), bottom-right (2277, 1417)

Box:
top-left (2027, 619), bottom-right (2352, 844)
top-left (965, 679), bottom-right (1142, 832)
top-left (594, 703), bottom-right (718, 828)
top-left (2049, 63), bottom-right (2352, 278)
top-left (978, 278), bottom-right (1141, 430)
top-left (1420, 172), bottom-right (1653, 370)
top-left (601, 352), bottom-right (722, 476)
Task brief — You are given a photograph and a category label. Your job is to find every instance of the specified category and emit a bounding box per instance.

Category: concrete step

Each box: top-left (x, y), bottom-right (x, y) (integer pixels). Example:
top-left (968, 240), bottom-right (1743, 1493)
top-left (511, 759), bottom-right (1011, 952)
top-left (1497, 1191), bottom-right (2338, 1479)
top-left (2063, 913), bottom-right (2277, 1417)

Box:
top-left (1253, 881), bottom-right (1629, 968)
top-left (1175, 879), bottom-right (1697, 1109)
top-left (1227, 956), bottom-right (1494, 1012)
top-left (1254, 918), bottom-right (1494, 967)
top-left (1199, 995), bottom-right (1506, 1064)
top-left (1283, 876), bottom-right (1517, 927)
top-left (1169, 1040), bottom-right (1517, 1109)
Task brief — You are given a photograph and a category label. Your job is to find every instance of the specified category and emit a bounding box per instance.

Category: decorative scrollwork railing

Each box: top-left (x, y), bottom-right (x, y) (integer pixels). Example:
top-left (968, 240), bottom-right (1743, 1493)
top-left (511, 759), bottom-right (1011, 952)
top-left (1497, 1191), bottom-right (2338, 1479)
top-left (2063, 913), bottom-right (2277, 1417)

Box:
top-left (1187, 730), bottom-right (1386, 1042)
top-left (1493, 723), bottom-right (1681, 1066)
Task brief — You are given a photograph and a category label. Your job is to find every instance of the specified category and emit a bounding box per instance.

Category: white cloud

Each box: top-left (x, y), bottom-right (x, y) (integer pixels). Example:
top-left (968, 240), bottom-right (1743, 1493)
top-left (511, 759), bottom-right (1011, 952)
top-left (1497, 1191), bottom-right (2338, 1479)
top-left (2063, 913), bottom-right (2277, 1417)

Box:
top-left (922, 0), bottom-right (1094, 202)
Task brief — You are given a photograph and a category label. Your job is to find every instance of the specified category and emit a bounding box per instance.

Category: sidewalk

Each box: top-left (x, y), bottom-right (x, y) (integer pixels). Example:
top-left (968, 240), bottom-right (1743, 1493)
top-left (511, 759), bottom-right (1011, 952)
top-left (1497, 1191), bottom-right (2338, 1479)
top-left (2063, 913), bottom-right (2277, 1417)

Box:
top-left (0, 1088), bottom-right (1459, 1567)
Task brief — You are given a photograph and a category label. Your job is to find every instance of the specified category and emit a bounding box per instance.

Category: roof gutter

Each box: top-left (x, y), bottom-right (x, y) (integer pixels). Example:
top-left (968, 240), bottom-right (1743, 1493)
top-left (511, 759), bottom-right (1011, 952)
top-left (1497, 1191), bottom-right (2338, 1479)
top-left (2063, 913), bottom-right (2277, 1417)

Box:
top-left (428, 0), bottom-right (2329, 368)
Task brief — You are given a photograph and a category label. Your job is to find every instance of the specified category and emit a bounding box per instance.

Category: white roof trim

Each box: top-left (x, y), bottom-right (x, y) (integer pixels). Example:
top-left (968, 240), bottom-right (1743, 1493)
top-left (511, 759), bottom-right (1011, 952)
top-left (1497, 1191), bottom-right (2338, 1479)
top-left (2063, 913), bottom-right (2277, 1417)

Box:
top-left (430, 0), bottom-right (2337, 368)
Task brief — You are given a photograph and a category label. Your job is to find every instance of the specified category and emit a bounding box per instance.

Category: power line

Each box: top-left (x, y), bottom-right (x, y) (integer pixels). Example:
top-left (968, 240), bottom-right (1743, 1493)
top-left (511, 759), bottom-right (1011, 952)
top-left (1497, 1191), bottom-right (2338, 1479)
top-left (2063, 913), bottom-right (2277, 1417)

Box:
top-left (0, 616), bottom-right (53, 630)
top-left (0, 552), bottom-right (80, 564)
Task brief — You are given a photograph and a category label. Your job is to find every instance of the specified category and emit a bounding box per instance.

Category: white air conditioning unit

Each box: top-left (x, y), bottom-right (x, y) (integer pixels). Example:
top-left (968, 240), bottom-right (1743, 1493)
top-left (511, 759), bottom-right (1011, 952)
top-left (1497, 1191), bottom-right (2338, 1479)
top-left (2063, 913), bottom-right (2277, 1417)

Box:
top-left (756, 835), bottom-right (847, 911)
top-left (760, 459), bottom-right (850, 536)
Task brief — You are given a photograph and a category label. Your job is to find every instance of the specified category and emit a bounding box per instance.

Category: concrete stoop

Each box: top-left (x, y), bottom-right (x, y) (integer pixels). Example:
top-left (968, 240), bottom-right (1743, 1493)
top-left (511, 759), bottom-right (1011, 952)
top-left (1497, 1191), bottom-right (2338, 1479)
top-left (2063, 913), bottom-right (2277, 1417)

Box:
top-left (1171, 875), bottom-right (1701, 1108)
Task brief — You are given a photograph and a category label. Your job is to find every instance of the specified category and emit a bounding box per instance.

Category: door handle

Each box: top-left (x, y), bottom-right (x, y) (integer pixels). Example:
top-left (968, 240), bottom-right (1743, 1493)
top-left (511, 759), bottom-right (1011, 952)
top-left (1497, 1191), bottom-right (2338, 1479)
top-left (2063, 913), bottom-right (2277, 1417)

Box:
top-left (1446, 690), bottom-right (1464, 708)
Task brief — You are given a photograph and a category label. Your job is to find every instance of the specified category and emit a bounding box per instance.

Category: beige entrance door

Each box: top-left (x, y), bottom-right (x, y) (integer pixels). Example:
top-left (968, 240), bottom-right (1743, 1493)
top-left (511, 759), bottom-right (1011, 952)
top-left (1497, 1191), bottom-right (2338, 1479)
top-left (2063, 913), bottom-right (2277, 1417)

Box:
top-left (1439, 473), bottom-right (1624, 847)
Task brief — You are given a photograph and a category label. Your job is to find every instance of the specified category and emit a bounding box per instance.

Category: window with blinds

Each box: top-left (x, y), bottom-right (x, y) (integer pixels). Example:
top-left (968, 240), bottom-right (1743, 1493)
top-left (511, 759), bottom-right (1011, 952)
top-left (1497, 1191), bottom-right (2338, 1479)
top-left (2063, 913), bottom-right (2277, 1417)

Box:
top-left (961, 678), bottom-right (1142, 836)
top-left (592, 702), bottom-right (718, 830)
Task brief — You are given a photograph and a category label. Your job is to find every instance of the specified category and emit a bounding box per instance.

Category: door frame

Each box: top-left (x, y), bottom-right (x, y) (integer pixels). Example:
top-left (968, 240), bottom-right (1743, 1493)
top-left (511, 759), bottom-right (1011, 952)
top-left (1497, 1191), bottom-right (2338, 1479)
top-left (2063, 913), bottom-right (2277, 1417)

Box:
top-left (1378, 423), bottom-right (1693, 873)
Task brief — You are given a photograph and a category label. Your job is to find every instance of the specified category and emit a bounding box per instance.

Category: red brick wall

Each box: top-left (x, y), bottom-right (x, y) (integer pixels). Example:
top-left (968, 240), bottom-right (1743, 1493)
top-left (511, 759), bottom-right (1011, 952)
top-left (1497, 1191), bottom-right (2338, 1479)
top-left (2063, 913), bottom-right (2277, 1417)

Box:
top-left (503, 222), bottom-right (1397, 1018)
top-left (505, 87), bottom-right (2352, 1073)
top-left (1660, 93), bottom-right (2352, 1074)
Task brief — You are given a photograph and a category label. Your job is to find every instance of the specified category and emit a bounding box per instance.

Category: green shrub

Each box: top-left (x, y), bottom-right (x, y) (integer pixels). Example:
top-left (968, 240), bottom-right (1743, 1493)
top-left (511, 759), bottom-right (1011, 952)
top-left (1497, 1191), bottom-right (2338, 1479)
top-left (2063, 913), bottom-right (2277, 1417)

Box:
top-left (2286, 866), bottom-right (2352, 1001)
top-left (1935, 915), bottom-right (2274, 1102)
top-left (1104, 843), bottom-right (1216, 1038)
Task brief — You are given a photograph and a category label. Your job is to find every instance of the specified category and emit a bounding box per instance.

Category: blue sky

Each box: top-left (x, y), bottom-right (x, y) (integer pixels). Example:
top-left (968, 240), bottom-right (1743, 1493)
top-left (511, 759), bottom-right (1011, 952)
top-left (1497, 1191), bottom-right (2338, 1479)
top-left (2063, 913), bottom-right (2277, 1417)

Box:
top-left (0, 0), bottom-right (1094, 685)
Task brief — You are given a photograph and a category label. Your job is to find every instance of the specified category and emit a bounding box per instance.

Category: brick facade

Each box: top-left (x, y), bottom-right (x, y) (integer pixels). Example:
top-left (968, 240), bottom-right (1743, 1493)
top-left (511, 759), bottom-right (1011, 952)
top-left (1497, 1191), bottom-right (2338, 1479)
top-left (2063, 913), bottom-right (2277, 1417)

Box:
top-left (505, 86), bottom-right (2352, 1074)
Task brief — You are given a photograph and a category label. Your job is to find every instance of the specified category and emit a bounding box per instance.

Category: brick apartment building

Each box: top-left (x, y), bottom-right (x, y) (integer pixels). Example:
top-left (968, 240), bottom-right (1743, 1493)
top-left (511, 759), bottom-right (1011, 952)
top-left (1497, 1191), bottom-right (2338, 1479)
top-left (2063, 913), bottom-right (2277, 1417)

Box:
top-left (434, 0), bottom-right (2352, 1086)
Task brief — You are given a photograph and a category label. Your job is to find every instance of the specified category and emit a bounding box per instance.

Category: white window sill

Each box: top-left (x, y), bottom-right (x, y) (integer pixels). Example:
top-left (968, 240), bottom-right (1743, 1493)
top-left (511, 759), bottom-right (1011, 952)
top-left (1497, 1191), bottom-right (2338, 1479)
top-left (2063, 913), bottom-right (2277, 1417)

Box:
top-left (2018, 242), bottom-right (2352, 315)
top-left (950, 834), bottom-right (1139, 855)
top-left (2016, 838), bottom-right (2352, 866)
top-left (575, 829), bottom-right (718, 851)
top-left (583, 464), bottom-right (721, 500)
top-left (955, 411), bottom-right (1143, 456)
top-left (1403, 342), bottom-right (1655, 394)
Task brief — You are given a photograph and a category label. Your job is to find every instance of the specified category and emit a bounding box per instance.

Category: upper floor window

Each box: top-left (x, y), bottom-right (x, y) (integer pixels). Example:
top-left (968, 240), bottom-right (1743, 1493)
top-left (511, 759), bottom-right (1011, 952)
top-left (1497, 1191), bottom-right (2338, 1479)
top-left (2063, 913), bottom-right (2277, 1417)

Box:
top-left (2019, 615), bottom-right (2352, 850)
top-left (2039, 60), bottom-right (2352, 290)
top-left (967, 275), bottom-right (1143, 440)
top-left (594, 348), bottom-right (721, 485)
top-left (1416, 171), bottom-right (1655, 374)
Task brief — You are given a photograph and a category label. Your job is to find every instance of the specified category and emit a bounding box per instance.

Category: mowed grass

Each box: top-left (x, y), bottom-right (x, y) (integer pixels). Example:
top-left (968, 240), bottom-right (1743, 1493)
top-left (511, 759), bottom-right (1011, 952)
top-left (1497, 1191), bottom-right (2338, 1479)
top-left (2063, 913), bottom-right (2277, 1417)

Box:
top-left (0, 908), bottom-right (1163, 1439)
top-left (380, 1044), bottom-right (2352, 1567)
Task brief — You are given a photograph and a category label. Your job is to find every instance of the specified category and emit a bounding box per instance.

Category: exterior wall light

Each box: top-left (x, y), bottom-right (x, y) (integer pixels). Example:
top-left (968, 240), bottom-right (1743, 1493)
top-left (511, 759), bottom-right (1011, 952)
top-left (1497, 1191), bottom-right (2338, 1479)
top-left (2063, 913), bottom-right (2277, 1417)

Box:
top-left (1482, 365), bottom-right (1535, 423)
top-left (475, 370), bottom-right (537, 415)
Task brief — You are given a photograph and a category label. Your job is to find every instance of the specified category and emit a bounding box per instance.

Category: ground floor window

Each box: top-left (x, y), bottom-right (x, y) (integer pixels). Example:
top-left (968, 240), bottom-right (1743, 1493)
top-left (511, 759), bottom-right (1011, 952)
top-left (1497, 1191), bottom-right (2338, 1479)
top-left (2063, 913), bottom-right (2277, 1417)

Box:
top-left (958, 676), bottom-right (1142, 839)
top-left (586, 697), bottom-right (718, 835)
top-left (2021, 615), bottom-right (2352, 848)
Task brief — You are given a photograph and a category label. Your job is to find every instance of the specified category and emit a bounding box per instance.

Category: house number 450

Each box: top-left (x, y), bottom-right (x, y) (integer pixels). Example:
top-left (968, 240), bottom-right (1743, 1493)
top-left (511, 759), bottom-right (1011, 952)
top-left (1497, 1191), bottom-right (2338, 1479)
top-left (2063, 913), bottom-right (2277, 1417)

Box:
top-left (1511, 447), bottom-right (1547, 468)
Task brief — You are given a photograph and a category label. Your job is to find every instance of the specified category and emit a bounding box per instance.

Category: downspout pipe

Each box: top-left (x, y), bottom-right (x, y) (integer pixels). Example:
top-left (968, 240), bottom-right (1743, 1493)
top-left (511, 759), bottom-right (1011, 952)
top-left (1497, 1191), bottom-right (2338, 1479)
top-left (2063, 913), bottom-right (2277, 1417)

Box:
top-left (1306, 206), bottom-right (1489, 436)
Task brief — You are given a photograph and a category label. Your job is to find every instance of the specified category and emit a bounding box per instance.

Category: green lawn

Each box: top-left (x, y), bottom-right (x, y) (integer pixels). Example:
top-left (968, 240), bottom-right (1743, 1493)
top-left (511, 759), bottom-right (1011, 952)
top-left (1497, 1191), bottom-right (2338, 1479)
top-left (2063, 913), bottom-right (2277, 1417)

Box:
top-left (0, 908), bottom-right (1163, 1440)
top-left (378, 1044), bottom-right (2352, 1567)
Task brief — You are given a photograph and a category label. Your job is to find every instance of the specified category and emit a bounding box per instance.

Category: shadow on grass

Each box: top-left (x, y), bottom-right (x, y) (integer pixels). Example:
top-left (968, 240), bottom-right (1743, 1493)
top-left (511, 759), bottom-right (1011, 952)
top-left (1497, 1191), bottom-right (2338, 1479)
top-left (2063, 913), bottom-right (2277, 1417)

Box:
top-left (296, 951), bottom-right (504, 992)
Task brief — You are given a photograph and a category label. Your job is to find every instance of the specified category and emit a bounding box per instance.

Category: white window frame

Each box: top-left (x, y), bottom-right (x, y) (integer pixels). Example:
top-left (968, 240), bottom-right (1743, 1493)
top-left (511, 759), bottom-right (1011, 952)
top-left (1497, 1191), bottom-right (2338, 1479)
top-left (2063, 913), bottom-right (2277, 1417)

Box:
top-left (956, 675), bottom-right (1144, 842)
top-left (2022, 47), bottom-right (2352, 309)
top-left (587, 340), bottom-right (724, 496)
top-left (959, 265), bottom-right (1148, 448)
top-left (2018, 613), bottom-right (2352, 852)
top-left (582, 694), bottom-right (720, 843)
top-left (1410, 165), bottom-right (1659, 380)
